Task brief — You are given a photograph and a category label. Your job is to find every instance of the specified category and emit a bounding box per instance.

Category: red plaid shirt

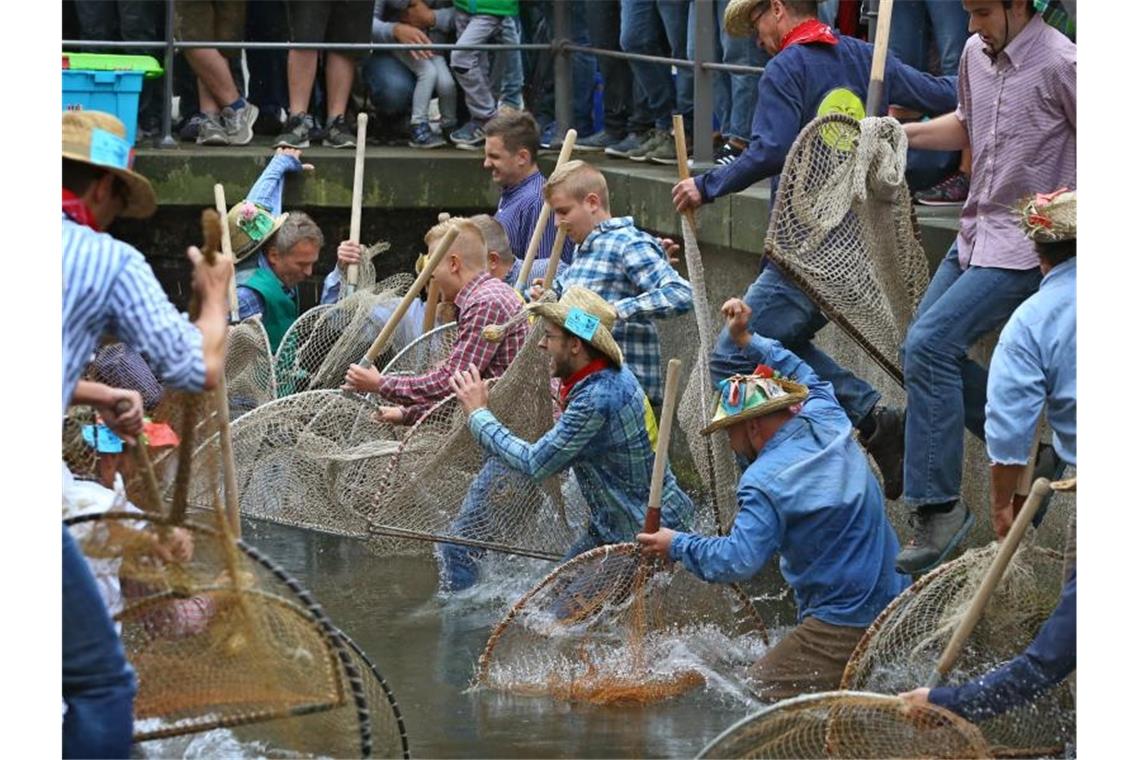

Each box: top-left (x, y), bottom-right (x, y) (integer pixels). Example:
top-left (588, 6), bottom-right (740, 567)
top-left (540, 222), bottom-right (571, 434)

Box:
top-left (376, 271), bottom-right (527, 422)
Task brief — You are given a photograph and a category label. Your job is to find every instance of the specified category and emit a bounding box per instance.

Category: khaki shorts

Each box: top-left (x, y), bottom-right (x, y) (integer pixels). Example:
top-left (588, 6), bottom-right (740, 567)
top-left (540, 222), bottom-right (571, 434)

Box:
top-left (748, 616), bottom-right (867, 702)
top-left (175, 1), bottom-right (247, 58)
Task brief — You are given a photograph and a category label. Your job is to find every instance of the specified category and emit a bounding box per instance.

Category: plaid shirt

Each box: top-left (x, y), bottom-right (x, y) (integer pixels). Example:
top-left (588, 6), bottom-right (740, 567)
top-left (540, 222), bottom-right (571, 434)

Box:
top-left (468, 365), bottom-right (694, 547)
top-left (553, 216), bottom-right (693, 406)
top-left (376, 271), bottom-right (525, 421)
top-left (235, 253), bottom-right (298, 321)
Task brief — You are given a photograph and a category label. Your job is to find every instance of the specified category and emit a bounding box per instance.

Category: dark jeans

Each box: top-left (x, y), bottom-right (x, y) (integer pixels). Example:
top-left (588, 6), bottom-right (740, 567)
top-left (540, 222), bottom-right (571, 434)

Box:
top-left (524, 0), bottom-right (599, 132)
top-left (619, 0), bottom-right (692, 131)
top-left (585, 0), bottom-right (651, 135)
top-left (245, 0), bottom-right (289, 118)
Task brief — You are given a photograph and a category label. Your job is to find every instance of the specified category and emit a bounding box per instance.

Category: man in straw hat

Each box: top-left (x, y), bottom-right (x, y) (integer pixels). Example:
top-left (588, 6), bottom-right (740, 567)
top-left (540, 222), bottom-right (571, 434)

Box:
top-left (896, 0), bottom-right (1075, 575)
top-left (672, 0), bottom-right (957, 503)
top-left (343, 217), bottom-right (527, 425)
top-left (62, 110), bottom-right (233, 757)
top-left (450, 286), bottom-right (694, 568)
top-left (900, 191), bottom-right (1076, 715)
top-left (638, 297), bottom-right (909, 701)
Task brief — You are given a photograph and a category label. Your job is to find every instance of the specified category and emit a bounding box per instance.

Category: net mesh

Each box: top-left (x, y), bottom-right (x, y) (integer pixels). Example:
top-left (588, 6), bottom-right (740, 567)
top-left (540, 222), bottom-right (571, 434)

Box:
top-left (225, 317), bottom-right (278, 419)
top-left (476, 543), bottom-right (768, 705)
top-left (764, 114), bottom-right (930, 384)
top-left (840, 542), bottom-right (1074, 756)
top-left (697, 691), bottom-right (991, 759)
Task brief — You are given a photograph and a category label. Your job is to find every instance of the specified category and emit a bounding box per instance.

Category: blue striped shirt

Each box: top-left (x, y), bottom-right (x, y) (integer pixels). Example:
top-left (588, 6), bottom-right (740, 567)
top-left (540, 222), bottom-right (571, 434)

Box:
top-left (495, 170), bottom-right (574, 267)
top-left (62, 216), bottom-right (206, 413)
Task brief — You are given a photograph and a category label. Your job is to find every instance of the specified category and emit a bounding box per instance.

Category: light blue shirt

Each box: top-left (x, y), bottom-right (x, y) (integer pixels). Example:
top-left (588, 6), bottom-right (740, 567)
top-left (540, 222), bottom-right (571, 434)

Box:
top-left (669, 333), bottom-right (909, 628)
top-left (985, 258), bottom-right (1076, 467)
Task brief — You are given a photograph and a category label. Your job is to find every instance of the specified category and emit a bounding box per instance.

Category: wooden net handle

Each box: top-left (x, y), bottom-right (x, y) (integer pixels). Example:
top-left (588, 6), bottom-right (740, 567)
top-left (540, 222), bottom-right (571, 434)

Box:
top-left (212, 184), bottom-right (240, 323)
top-left (866, 0), bottom-right (896, 117)
top-left (421, 212), bottom-right (451, 333)
top-left (207, 184), bottom-right (241, 535)
top-left (644, 358), bottom-right (683, 534)
top-left (345, 114), bottom-right (368, 294)
top-left (672, 114), bottom-right (698, 232)
top-left (541, 222), bottom-right (569, 293)
top-left (514, 128), bottom-right (578, 291)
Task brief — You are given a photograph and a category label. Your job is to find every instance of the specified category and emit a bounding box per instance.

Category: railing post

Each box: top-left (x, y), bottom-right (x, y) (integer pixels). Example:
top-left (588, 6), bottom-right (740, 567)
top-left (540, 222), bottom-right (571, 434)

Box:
top-left (692, 0), bottom-right (716, 165)
top-left (552, 0), bottom-right (572, 140)
top-left (159, 0), bottom-right (177, 148)
top-left (863, 0), bottom-right (881, 44)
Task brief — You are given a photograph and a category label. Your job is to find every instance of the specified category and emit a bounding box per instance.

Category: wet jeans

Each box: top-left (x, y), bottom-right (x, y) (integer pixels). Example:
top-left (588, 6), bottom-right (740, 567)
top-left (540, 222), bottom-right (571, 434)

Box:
top-left (901, 246), bottom-right (1041, 507)
top-left (62, 523), bottom-right (136, 758)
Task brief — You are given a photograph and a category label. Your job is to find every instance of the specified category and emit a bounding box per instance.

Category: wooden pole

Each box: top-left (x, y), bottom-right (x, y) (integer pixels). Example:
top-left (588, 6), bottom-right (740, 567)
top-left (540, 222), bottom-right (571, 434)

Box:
top-left (211, 184), bottom-right (242, 536)
top-left (514, 129), bottom-right (578, 291)
top-left (344, 114), bottom-right (368, 297)
top-left (643, 358), bottom-right (682, 534)
top-left (541, 222), bottom-right (569, 293)
top-left (865, 0), bottom-right (895, 117)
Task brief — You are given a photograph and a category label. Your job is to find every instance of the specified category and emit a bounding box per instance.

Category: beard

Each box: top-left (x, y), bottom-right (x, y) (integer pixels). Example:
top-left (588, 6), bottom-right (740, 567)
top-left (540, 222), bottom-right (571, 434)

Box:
top-left (550, 354), bottom-right (574, 381)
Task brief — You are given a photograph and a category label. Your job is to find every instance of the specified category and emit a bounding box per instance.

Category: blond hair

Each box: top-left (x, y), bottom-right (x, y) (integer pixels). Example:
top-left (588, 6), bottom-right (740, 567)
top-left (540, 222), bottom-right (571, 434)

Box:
top-left (543, 160), bottom-right (610, 211)
top-left (425, 217), bottom-right (487, 271)
top-left (469, 214), bottom-right (513, 263)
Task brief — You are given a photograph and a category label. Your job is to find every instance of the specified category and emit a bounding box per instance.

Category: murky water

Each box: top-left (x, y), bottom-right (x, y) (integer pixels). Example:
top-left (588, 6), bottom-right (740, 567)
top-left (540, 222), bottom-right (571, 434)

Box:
top-left (212, 517), bottom-right (772, 758)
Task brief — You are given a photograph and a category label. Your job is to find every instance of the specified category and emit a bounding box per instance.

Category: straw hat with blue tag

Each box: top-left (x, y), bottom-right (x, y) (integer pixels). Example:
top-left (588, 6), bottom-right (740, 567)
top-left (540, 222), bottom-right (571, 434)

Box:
top-left (62, 110), bottom-right (156, 218)
top-left (526, 286), bottom-right (624, 367)
top-left (702, 366), bottom-right (809, 435)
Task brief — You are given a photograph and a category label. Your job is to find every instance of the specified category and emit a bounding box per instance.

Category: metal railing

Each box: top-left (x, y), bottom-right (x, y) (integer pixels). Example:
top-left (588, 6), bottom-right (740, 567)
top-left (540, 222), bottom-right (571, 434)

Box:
top-left (63, 0), bottom-right (765, 162)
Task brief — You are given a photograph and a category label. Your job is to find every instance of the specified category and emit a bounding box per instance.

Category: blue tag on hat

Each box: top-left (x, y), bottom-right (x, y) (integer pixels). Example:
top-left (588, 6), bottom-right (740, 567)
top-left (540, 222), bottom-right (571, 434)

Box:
top-left (82, 424), bottom-right (124, 454)
top-left (564, 307), bottom-right (600, 342)
top-left (89, 128), bottom-right (132, 171)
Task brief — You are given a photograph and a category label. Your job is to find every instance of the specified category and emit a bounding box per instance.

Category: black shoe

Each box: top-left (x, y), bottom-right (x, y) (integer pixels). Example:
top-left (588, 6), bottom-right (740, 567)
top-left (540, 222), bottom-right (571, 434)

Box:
top-left (863, 406), bottom-right (905, 501)
top-left (896, 501), bottom-right (975, 575)
top-left (274, 113), bottom-right (312, 149)
top-left (323, 115), bottom-right (357, 149)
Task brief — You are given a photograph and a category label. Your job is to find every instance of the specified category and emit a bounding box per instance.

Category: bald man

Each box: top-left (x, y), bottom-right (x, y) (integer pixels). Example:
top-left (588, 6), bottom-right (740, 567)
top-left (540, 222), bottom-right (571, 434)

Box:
top-left (342, 218), bottom-right (528, 424)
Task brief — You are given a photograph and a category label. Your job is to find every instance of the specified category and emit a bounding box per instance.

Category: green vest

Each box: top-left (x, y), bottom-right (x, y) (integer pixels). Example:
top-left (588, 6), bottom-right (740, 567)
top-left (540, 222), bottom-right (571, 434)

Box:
top-left (241, 267), bottom-right (299, 353)
top-left (452, 0), bottom-right (518, 16)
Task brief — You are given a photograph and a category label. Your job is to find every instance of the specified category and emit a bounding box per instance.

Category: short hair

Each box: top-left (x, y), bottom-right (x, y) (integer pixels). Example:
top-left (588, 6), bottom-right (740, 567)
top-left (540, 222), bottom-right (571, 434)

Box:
top-left (271, 211), bottom-right (324, 255)
top-left (469, 214), bottom-right (513, 262)
top-left (426, 218), bottom-right (487, 271)
top-left (543, 160), bottom-right (610, 211)
top-left (1035, 238), bottom-right (1076, 267)
top-left (760, 0), bottom-right (818, 19)
top-left (484, 110), bottom-right (540, 165)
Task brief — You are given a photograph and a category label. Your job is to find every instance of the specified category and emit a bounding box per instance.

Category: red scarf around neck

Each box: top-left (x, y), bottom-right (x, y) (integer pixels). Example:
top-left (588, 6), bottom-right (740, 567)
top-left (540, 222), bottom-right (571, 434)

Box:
top-left (62, 188), bottom-right (101, 231)
top-left (557, 358), bottom-right (611, 408)
top-left (779, 18), bottom-right (838, 52)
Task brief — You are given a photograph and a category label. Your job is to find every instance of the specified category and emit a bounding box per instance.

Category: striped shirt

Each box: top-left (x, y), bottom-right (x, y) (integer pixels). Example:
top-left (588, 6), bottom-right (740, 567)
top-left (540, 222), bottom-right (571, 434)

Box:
top-left (495, 170), bottom-right (575, 267)
top-left (954, 15), bottom-right (1076, 270)
top-left (552, 217), bottom-right (693, 406)
top-left (62, 216), bottom-right (206, 413)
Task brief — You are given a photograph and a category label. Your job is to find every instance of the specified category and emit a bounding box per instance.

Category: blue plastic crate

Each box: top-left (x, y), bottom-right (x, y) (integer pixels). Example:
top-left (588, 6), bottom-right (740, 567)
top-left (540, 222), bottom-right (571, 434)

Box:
top-left (63, 69), bottom-right (145, 145)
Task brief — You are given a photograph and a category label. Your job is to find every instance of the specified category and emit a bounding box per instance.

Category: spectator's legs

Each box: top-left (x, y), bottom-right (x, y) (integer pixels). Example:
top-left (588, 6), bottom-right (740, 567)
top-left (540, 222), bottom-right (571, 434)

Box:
top-left (432, 57), bottom-right (459, 128)
top-left (620, 0), bottom-right (673, 130)
top-left (491, 16), bottom-right (526, 110)
top-left (62, 524), bottom-right (137, 759)
top-left (654, 0), bottom-right (693, 132)
top-left (716, 0), bottom-right (762, 144)
top-left (74, 1), bottom-right (118, 49)
top-left (362, 53), bottom-right (416, 120)
top-left (323, 53), bottom-right (355, 121)
top-left (451, 12), bottom-right (503, 126)
top-left (118, 1), bottom-right (165, 135)
top-left (396, 51), bottom-right (437, 126)
top-left (185, 50), bottom-right (242, 110)
top-left (321, 0), bottom-right (372, 128)
top-left (286, 51), bottom-right (320, 117)
top-left (585, 0), bottom-right (635, 138)
top-left (923, 0), bottom-right (969, 76)
top-left (246, 0), bottom-right (290, 133)
top-left (887, 0), bottom-right (930, 71)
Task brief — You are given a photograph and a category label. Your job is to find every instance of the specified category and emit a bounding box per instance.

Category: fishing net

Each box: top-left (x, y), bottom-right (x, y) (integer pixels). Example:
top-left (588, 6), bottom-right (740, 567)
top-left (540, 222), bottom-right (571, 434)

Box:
top-left (225, 317), bottom-right (277, 419)
top-left (274, 269), bottom-right (418, 397)
top-left (764, 114), bottom-right (930, 385)
top-left (697, 691), bottom-right (991, 759)
top-left (367, 320), bottom-right (587, 561)
top-left (477, 542), bottom-right (769, 705)
top-left (380, 321), bottom-right (459, 376)
top-left (840, 542), bottom-right (1074, 756)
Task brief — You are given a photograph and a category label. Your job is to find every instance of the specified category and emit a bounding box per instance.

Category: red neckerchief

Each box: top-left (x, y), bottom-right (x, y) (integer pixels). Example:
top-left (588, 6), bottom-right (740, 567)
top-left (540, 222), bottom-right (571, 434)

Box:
top-left (62, 187), bottom-right (101, 231)
top-left (779, 18), bottom-right (838, 52)
top-left (557, 358), bottom-right (611, 408)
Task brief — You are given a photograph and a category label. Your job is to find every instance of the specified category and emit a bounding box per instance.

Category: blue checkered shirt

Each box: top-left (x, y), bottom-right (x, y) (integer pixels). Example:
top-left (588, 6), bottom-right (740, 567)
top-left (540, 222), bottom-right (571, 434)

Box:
top-left (552, 217), bottom-right (693, 406)
top-left (468, 365), bottom-right (694, 547)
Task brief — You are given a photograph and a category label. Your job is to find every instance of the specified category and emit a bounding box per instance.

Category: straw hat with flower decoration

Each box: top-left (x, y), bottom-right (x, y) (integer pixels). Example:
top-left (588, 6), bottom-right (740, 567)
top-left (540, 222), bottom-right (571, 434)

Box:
top-left (226, 200), bottom-right (289, 263)
top-left (62, 110), bottom-right (157, 219)
top-left (1017, 188), bottom-right (1076, 243)
top-left (702, 364), bottom-right (809, 435)
top-left (526, 286), bottom-right (624, 367)
top-left (724, 0), bottom-right (765, 37)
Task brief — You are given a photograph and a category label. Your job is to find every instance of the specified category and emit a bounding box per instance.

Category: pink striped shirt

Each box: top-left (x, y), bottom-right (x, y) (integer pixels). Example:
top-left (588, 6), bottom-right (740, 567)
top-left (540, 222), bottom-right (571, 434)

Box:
top-left (954, 15), bottom-right (1076, 270)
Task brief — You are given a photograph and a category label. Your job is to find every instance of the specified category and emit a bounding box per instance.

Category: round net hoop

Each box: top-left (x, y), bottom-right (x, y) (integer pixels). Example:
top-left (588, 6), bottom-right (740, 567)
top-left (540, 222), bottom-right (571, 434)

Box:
top-left (380, 321), bottom-right (459, 376)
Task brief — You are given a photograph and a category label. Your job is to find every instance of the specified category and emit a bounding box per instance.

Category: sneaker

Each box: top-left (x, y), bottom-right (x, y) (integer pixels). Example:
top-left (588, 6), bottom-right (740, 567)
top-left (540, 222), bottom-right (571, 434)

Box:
top-left (627, 129), bottom-right (669, 162)
top-left (604, 131), bottom-right (647, 159)
top-left (450, 120), bottom-right (486, 150)
top-left (714, 140), bottom-right (745, 166)
top-left (178, 112), bottom-right (207, 142)
top-left (274, 113), bottom-right (312, 149)
top-left (538, 120), bottom-right (560, 149)
top-left (221, 102), bottom-right (259, 146)
top-left (896, 500), bottom-right (975, 575)
top-left (914, 171), bottom-right (970, 206)
top-left (196, 113), bottom-right (229, 146)
top-left (575, 129), bottom-right (623, 153)
top-left (862, 406), bottom-right (905, 501)
top-left (253, 105), bottom-right (286, 136)
top-left (408, 121), bottom-right (445, 149)
top-left (322, 115), bottom-right (356, 149)
top-left (649, 132), bottom-right (688, 165)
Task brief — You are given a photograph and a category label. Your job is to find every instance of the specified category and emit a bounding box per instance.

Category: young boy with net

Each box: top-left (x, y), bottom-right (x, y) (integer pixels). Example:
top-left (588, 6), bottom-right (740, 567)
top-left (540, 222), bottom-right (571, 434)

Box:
top-left (637, 298), bottom-right (909, 701)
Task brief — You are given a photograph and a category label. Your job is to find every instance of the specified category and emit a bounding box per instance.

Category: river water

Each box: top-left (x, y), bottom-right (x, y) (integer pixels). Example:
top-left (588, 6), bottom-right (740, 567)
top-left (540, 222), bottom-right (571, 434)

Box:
top-left (152, 517), bottom-right (779, 758)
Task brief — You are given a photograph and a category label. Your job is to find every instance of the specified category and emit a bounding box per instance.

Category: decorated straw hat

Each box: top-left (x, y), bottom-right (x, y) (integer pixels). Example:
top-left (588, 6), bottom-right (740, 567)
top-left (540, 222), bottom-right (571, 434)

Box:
top-left (702, 365), bottom-right (809, 435)
top-left (1017, 188), bottom-right (1076, 243)
top-left (62, 111), bottom-right (156, 218)
top-left (724, 0), bottom-right (765, 37)
top-left (527, 286), bottom-right (624, 367)
top-left (226, 200), bottom-right (289, 262)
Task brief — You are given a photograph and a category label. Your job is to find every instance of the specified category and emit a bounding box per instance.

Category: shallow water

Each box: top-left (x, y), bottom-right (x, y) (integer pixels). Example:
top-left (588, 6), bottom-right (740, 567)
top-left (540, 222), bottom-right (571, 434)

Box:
top-left (227, 517), bottom-right (767, 758)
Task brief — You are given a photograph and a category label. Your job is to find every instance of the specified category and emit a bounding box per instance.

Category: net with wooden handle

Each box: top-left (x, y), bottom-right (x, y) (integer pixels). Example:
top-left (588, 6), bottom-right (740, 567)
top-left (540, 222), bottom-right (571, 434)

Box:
top-left (643, 358), bottom-right (681, 534)
top-left (344, 114), bottom-right (368, 296)
top-left (540, 221), bottom-right (569, 294)
top-left (211, 184), bottom-right (242, 536)
top-left (514, 128), bottom-right (577, 291)
top-left (866, 0), bottom-right (895, 116)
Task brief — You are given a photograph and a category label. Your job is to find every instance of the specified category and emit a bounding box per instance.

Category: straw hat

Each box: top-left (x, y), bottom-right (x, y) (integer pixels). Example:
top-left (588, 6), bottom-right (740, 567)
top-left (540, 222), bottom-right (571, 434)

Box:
top-left (527, 286), bottom-right (624, 367)
top-left (1017, 188), bottom-right (1076, 243)
top-left (701, 365), bottom-right (809, 435)
top-left (62, 110), bottom-right (156, 218)
top-left (724, 0), bottom-right (764, 37)
top-left (226, 200), bottom-right (289, 262)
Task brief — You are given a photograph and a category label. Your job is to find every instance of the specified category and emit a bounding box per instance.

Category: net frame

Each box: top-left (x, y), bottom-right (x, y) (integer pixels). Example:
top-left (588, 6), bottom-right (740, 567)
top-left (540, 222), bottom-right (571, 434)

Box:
top-left (379, 321), bottom-right (459, 376)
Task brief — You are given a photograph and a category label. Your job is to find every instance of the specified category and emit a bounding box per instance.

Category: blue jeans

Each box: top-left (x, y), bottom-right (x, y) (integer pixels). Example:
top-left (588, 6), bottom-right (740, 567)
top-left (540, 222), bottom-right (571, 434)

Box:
top-left (62, 524), bottom-right (136, 758)
top-left (726, 263), bottom-right (881, 426)
top-left (901, 246), bottom-right (1042, 507)
top-left (690, 0), bottom-right (763, 142)
top-left (888, 0), bottom-right (970, 76)
top-left (362, 53), bottom-right (416, 119)
top-left (620, 0), bottom-right (693, 131)
top-left (491, 16), bottom-right (525, 109)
